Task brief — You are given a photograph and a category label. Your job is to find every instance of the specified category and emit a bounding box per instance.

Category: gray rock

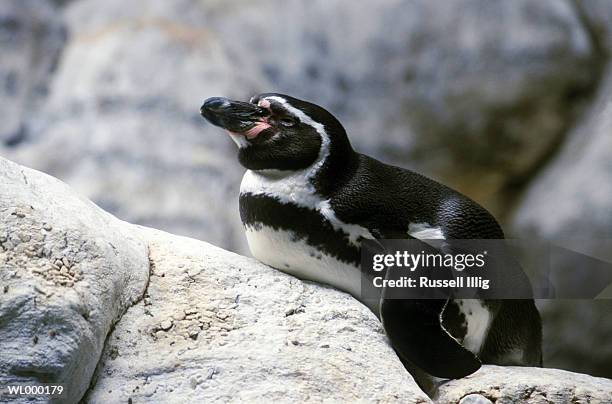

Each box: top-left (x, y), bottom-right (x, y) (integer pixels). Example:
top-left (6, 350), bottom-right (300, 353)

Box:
top-left (437, 365), bottom-right (612, 404)
top-left (0, 0), bottom-right (65, 145)
top-left (578, 0), bottom-right (612, 52)
top-left (511, 66), bottom-right (612, 379)
top-left (536, 300), bottom-right (612, 379)
top-left (84, 227), bottom-right (429, 403)
top-left (0, 156), bottom-right (149, 403)
top-left (2, 156), bottom-right (611, 403)
top-left (512, 66), bottom-right (612, 239)
top-left (7, 0), bottom-right (254, 253)
top-left (459, 393), bottom-right (493, 404)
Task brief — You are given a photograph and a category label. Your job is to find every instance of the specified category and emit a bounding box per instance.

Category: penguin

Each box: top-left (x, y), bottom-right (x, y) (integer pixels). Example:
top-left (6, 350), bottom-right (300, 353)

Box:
top-left (200, 93), bottom-right (542, 385)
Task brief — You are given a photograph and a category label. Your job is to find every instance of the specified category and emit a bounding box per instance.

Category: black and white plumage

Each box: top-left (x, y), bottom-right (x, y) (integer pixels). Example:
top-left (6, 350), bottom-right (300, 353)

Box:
top-left (200, 93), bottom-right (542, 383)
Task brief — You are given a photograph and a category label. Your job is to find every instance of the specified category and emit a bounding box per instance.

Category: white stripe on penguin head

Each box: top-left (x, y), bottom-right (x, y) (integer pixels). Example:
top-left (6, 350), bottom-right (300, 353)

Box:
top-left (240, 97), bottom-right (329, 207)
top-left (264, 96), bottom-right (331, 177)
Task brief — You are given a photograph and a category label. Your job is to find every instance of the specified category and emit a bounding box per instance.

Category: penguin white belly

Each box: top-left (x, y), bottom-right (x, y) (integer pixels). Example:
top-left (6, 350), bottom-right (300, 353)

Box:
top-left (244, 224), bottom-right (363, 300)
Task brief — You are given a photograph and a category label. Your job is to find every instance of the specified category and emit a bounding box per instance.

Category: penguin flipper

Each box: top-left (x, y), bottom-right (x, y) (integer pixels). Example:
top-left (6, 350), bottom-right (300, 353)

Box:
top-left (380, 297), bottom-right (481, 379)
top-left (369, 227), bottom-right (481, 379)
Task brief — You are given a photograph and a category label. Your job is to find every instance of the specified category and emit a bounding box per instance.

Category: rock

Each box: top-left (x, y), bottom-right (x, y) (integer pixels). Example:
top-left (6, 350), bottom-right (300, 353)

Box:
top-left (2, 156), bottom-right (612, 402)
top-left (84, 227), bottom-right (428, 403)
top-left (0, 0), bottom-right (65, 146)
top-left (159, 320), bottom-right (173, 331)
top-left (436, 365), bottom-right (612, 403)
top-left (536, 300), bottom-right (612, 379)
top-left (511, 55), bottom-right (612, 370)
top-left (578, 0), bottom-right (612, 53)
top-left (0, 157), bottom-right (150, 403)
top-left (459, 394), bottom-right (493, 404)
top-left (6, 0), bottom-right (254, 254)
top-left (511, 66), bottom-right (612, 379)
top-left (512, 66), bottom-right (612, 239)
top-left (3, 0), bottom-right (602, 255)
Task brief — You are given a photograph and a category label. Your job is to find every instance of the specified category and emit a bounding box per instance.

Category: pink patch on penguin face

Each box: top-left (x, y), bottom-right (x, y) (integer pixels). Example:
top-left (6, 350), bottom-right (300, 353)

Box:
top-left (243, 122), bottom-right (272, 138)
top-left (225, 98), bottom-right (272, 140)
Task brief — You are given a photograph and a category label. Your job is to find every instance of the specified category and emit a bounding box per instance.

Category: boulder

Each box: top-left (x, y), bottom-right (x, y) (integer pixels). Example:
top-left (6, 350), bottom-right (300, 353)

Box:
top-left (536, 300), bottom-right (612, 378)
top-left (2, 156), bottom-right (611, 403)
top-left (0, 156), bottom-right (149, 403)
top-left (6, 0), bottom-right (253, 253)
top-left (437, 365), bottom-right (612, 403)
top-left (512, 67), bottom-right (612, 239)
top-left (84, 227), bottom-right (429, 403)
top-left (0, 0), bottom-right (65, 146)
top-left (578, 0), bottom-right (612, 53)
top-left (0, 155), bottom-right (428, 402)
top-left (511, 65), bottom-right (612, 379)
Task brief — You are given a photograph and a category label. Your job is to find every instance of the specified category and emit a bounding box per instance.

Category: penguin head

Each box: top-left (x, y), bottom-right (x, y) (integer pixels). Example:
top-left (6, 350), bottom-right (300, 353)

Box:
top-left (200, 93), bottom-right (352, 171)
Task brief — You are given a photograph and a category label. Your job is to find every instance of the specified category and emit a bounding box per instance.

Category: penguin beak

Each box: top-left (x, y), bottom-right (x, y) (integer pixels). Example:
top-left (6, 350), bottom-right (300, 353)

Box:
top-left (200, 97), bottom-right (268, 135)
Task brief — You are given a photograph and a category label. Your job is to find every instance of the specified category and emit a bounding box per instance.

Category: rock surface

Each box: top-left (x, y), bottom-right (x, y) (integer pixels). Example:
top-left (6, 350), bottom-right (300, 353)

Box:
top-left (579, 0), bottom-right (612, 53)
top-left (2, 157), bottom-right (612, 403)
top-left (84, 228), bottom-right (429, 403)
top-left (437, 365), bottom-right (612, 403)
top-left (536, 299), bottom-right (612, 378)
top-left (7, 0), bottom-right (252, 253)
top-left (0, 157), bottom-right (149, 403)
top-left (511, 65), bottom-right (612, 379)
top-left (0, 155), bottom-right (429, 402)
top-left (512, 66), bottom-right (612, 239)
top-left (0, 0), bottom-right (65, 145)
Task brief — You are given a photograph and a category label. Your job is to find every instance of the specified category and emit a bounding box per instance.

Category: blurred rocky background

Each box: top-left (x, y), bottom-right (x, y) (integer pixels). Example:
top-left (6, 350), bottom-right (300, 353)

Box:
top-left (0, 0), bottom-right (610, 379)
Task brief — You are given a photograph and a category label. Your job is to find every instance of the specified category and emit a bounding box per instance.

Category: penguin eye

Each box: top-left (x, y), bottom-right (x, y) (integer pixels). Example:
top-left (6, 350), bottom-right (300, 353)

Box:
top-left (279, 117), bottom-right (297, 128)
